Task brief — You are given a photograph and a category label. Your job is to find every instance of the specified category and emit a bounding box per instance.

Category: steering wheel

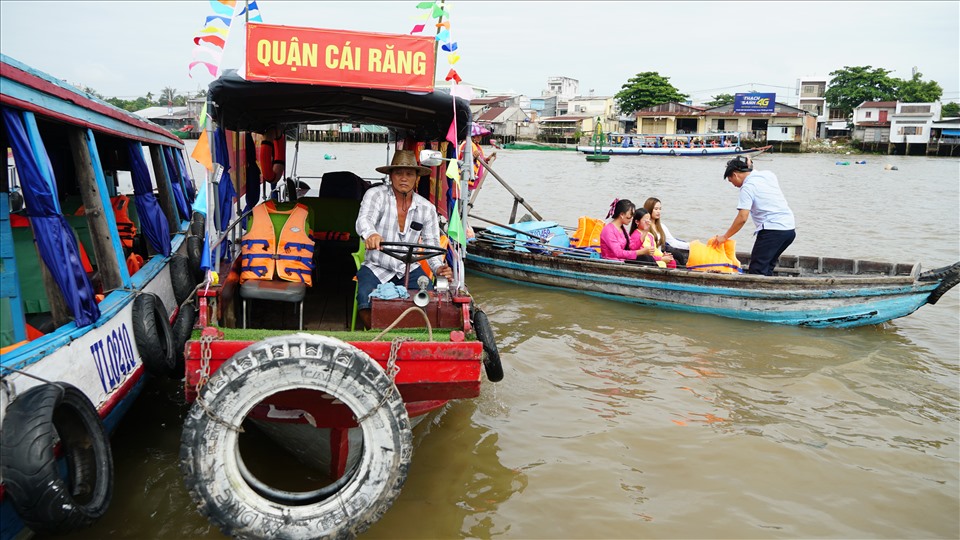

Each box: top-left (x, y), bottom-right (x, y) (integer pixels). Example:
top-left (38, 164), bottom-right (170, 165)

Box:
top-left (377, 241), bottom-right (446, 265)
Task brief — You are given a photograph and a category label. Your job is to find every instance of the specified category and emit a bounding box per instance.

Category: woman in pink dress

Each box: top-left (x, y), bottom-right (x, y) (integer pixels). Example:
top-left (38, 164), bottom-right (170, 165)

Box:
top-left (629, 208), bottom-right (676, 268)
top-left (600, 199), bottom-right (654, 262)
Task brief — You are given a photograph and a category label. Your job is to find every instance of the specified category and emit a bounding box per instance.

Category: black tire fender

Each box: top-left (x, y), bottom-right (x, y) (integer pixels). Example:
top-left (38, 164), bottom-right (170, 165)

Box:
top-left (0, 383), bottom-right (113, 535)
top-left (179, 335), bottom-right (412, 540)
top-left (702, 149), bottom-right (708, 154)
top-left (472, 308), bottom-right (504, 382)
top-left (170, 300), bottom-right (197, 378)
top-left (735, 146), bottom-right (742, 152)
top-left (190, 211), bottom-right (206, 237)
top-left (669, 149), bottom-right (676, 156)
top-left (132, 293), bottom-right (175, 376)
top-left (186, 234), bottom-right (204, 284)
top-left (169, 254), bottom-right (196, 306)
top-left (637, 148), bottom-right (643, 155)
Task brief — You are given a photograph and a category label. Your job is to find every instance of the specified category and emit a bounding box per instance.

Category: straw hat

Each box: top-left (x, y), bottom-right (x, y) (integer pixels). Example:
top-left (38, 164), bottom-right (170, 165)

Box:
top-left (375, 150), bottom-right (431, 176)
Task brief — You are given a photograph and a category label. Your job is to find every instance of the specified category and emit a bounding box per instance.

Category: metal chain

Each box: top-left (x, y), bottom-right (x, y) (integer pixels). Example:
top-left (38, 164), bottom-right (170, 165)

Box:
top-left (195, 332), bottom-right (213, 395)
top-left (386, 336), bottom-right (409, 381)
top-left (192, 333), bottom-right (243, 433)
top-left (355, 337), bottom-right (409, 424)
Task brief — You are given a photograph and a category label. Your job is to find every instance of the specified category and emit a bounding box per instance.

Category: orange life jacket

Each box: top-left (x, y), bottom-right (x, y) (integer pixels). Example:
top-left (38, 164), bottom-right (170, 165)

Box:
top-left (571, 216), bottom-right (604, 250)
top-left (240, 201), bottom-right (314, 285)
top-left (74, 195), bottom-right (136, 249)
top-left (111, 195), bottom-right (136, 249)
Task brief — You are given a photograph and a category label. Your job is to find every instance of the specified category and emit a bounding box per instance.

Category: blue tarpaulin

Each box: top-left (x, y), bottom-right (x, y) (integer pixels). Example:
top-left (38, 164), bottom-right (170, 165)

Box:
top-left (2, 107), bottom-right (100, 326)
top-left (942, 129), bottom-right (960, 136)
top-left (127, 141), bottom-right (171, 256)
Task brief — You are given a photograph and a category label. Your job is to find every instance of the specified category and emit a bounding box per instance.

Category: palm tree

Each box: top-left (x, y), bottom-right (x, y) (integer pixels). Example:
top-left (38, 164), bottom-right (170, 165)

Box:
top-left (161, 87), bottom-right (177, 106)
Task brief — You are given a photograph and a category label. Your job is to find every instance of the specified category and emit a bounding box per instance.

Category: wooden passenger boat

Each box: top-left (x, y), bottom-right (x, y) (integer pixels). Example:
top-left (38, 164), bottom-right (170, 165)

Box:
top-left (465, 221), bottom-right (959, 328)
top-left (1, 55), bottom-right (196, 539)
top-left (176, 23), bottom-right (502, 540)
top-left (577, 131), bottom-right (772, 156)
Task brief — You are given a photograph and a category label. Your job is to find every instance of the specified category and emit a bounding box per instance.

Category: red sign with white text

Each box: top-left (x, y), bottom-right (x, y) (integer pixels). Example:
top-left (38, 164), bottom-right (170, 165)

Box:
top-left (245, 23), bottom-right (437, 91)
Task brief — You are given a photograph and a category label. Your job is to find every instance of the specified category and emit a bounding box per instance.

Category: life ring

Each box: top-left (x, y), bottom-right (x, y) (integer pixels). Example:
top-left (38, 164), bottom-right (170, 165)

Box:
top-left (472, 308), bottom-right (503, 382)
top-left (186, 234), bottom-right (204, 283)
top-left (170, 299), bottom-right (197, 378)
top-left (669, 149), bottom-right (676, 156)
top-left (0, 383), bottom-right (113, 534)
top-left (258, 140), bottom-right (276, 183)
top-left (180, 334), bottom-right (412, 539)
top-left (132, 293), bottom-right (175, 376)
top-left (169, 254), bottom-right (197, 306)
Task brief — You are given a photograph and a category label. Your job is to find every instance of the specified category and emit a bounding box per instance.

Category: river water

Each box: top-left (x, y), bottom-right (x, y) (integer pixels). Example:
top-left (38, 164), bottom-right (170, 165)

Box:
top-left (66, 143), bottom-right (958, 539)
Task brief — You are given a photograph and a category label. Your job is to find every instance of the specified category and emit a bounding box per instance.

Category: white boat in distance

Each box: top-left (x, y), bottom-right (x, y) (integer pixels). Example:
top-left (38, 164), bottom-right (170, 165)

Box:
top-left (577, 131), bottom-right (772, 156)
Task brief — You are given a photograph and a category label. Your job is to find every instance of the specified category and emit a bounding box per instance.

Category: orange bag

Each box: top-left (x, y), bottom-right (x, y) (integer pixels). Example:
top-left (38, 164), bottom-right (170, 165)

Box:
top-left (686, 239), bottom-right (742, 273)
top-left (571, 216), bottom-right (604, 249)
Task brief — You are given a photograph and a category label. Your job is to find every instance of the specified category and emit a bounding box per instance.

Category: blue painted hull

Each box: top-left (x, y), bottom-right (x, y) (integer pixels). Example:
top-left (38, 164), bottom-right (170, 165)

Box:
top-left (465, 246), bottom-right (951, 328)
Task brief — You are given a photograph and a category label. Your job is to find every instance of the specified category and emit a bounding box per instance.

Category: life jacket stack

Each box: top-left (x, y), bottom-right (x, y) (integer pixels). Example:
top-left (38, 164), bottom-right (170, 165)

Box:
top-left (240, 201), bottom-right (314, 285)
top-left (75, 195), bottom-right (136, 250)
top-left (571, 216), bottom-right (604, 251)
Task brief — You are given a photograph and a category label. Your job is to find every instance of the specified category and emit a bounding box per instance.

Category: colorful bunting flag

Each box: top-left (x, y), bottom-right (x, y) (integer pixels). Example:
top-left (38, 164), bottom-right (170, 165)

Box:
top-left (447, 201), bottom-right (466, 246)
top-left (441, 42), bottom-right (458, 52)
top-left (444, 69), bottom-right (461, 83)
top-left (192, 130), bottom-right (214, 171)
top-left (410, 23), bottom-right (426, 34)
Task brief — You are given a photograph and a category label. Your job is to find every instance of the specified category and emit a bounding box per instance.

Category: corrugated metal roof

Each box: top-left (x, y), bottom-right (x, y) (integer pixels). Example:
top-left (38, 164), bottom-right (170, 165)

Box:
top-left (856, 101), bottom-right (897, 108)
top-left (477, 107), bottom-right (507, 122)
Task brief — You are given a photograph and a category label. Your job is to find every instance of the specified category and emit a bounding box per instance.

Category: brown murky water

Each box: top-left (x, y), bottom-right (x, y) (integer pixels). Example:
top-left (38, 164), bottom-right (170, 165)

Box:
top-left (63, 143), bottom-right (958, 539)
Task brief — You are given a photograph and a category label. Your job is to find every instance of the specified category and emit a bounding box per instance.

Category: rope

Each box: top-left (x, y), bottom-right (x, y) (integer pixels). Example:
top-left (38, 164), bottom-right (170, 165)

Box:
top-left (372, 306), bottom-right (433, 342)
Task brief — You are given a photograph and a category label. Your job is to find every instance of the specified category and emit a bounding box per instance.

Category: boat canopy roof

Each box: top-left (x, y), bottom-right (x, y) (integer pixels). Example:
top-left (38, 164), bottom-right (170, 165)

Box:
top-left (0, 54), bottom-right (183, 147)
top-left (207, 69), bottom-right (471, 141)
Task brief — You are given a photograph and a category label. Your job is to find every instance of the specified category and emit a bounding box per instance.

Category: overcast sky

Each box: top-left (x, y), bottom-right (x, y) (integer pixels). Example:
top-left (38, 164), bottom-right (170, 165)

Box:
top-left (2, 1), bottom-right (958, 105)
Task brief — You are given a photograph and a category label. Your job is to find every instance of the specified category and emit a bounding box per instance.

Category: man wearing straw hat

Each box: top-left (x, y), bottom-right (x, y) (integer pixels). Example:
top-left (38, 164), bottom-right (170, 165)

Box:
top-left (355, 150), bottom-right (453, 329)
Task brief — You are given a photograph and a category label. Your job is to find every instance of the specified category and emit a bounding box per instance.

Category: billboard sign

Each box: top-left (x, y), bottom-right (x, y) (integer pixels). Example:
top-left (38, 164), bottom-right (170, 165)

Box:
top-left (245, 23), bottom-right (437, 91)
top-left (734, 93), bottom-right (776, 113)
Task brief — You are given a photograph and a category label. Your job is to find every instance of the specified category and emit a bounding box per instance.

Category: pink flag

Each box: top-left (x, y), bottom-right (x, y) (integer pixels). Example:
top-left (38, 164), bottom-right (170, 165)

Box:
top-left (410, 23), bottom-right (425, 34)
top-left (445, 118), bottom-right (458, 146)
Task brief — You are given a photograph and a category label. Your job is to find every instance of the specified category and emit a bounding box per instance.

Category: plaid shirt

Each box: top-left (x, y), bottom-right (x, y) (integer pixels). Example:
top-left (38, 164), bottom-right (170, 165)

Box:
top-left (355, 184), bottom-right (444, 282)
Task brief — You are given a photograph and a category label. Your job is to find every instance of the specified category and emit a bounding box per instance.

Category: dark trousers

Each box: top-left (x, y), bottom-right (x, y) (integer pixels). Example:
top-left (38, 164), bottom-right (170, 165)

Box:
top-left (748, 229), bottom-right (796, 276)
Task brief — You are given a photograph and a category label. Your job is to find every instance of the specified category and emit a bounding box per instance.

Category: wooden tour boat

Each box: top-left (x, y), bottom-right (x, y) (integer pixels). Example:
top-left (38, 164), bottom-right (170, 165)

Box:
top-left (577, 131), bottom-right (772, 157)
top-left (461, 162), bottom-right (959, 329)
top-left (1, 54), bottom-right (197, 539)
top-left (176, 22), bottom-right (503, 540)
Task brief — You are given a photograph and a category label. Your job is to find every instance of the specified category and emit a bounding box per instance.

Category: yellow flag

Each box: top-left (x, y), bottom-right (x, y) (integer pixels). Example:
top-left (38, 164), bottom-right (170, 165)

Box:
top-left (446, 159), bottom-right (460, 180)
top-left (191, 130), bottom-right (213, 171)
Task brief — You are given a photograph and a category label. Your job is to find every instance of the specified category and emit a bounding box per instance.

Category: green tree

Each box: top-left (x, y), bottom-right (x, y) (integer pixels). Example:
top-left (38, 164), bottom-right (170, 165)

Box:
top-left (942, 102), bottom-right (960, 118)
top-left (895, 71), bottom-right (942, 103)
top-left (705, 93), bottom-right (735, 107)
top-left (160, 87), bottom-right (177, 106)
top-left (824, 66), bottom-right (898, 116)
top-left (614, 72), bottom-right (688, 114)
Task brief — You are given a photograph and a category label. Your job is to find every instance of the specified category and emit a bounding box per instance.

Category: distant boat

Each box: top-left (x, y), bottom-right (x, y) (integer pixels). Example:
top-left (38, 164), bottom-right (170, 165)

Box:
top-left (577, 131), bottom-right (771, 156)
top-left (503, 141), bottom-right (576, 151)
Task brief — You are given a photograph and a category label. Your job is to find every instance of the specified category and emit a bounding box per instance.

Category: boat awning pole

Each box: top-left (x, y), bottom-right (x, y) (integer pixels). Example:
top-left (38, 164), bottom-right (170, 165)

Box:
top-left (470, 154), bottom-right (542, 222)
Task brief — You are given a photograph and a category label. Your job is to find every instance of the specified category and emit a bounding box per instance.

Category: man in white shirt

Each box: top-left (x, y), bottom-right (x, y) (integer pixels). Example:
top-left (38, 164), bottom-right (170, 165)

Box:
top-left (355, 150), bottom-right (453, 328)
top-left (715, 156), bottom-right (796, 275)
